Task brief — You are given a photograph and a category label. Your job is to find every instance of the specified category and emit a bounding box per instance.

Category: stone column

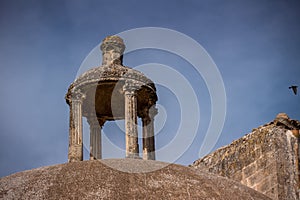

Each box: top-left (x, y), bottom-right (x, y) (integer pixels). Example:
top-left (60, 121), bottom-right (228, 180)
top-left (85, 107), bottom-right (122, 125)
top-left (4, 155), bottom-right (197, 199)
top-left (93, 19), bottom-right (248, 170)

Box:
top-left (68, 91), bottom-right (85, 162)
top-left (88, 117), bottom-right (105, 160)
top-left (123, 82), bottom-right (139, 158)
top-left (142, 107), bottom-right (157, 160)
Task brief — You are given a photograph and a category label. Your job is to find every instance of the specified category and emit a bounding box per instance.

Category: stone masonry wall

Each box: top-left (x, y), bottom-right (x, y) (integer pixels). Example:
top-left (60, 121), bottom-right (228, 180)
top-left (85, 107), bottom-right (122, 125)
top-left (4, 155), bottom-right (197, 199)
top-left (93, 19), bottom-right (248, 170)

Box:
top-left (191, 120), bottom-right (300, 200)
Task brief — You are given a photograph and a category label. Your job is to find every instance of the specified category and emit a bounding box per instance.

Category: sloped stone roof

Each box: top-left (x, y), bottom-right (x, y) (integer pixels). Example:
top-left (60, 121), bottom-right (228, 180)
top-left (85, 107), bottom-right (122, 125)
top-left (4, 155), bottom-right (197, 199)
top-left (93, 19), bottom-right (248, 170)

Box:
top-left (0, 159), bottom-right (271, 199)
top-left (70, 64), bottom-right (155, 91)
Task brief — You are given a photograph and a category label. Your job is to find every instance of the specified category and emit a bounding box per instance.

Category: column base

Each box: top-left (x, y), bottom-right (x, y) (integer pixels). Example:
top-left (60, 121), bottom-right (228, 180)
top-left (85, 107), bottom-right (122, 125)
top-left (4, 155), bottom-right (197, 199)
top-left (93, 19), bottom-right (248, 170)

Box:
top-left (126, 154), bottom-right (142, 159)
top-left (68, 144), bottom-right (83, 162)
top-left (142, 151), bottom-right (156, 160)
top-left (89, 156), bottom-right (100, 160)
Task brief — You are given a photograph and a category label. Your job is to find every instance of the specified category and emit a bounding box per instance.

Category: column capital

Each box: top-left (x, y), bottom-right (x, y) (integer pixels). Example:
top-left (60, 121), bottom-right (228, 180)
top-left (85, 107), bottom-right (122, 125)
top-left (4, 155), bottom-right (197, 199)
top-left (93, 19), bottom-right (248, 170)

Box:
top-left (141, 107), bottom-right (158, 126)
top-left (140, 108), bottom-right (148, 119)
top-left (87, 116), bottom-right (98, 127)
top-left (123, 80), bottom-right (141, 94)
top-left (98, 118), bottom-right (106, 127)
top-left (87, 116), bottom-right (105, 127)
top-left (147, 107), bottom-right (158, 119)
top-left (71, 90), bottom-right (86, 103)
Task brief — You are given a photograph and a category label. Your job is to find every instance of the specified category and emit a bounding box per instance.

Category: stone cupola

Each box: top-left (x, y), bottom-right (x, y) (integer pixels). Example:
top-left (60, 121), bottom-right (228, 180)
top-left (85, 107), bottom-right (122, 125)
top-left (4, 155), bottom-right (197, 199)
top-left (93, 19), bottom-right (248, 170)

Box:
top-left (65, 36), bottom-right (158, 162)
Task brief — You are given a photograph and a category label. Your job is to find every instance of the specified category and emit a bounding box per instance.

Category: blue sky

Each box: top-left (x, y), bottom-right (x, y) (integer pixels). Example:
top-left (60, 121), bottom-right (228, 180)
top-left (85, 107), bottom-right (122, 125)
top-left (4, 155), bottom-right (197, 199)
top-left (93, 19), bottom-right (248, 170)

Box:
top-left (0, 0), bottom-right (300, 177)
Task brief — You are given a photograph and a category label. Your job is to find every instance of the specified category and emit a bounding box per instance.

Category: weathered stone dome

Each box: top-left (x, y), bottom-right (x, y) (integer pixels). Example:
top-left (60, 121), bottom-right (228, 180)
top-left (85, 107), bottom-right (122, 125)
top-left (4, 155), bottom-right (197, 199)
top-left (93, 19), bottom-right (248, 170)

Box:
top-left (69, 64), bottom-right (156, 93)
top-left (0, 159), bottom-right (271, 199)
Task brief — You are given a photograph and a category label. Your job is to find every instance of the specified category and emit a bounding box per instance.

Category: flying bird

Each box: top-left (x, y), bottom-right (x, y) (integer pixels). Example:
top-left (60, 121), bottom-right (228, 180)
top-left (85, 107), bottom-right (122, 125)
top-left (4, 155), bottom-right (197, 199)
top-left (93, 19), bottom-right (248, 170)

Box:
top-left (289, 85), bottom-right (298, 95)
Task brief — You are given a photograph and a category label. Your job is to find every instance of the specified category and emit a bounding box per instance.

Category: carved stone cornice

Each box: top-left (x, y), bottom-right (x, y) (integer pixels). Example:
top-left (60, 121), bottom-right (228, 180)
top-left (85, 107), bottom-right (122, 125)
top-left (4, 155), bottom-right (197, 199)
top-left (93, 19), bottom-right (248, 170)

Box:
top-left (69, 64), bottom-right (156, 92)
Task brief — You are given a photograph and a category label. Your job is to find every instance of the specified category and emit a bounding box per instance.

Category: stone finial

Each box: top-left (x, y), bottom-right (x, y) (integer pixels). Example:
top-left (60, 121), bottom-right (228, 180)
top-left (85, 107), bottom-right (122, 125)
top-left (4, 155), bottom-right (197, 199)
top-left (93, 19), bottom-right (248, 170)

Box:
top-left (274, 113), bottom-right (300, 130)
top-left (275, 113), bottom-right (289, 120)
top-left (100, 35), bottom-right (125, 66)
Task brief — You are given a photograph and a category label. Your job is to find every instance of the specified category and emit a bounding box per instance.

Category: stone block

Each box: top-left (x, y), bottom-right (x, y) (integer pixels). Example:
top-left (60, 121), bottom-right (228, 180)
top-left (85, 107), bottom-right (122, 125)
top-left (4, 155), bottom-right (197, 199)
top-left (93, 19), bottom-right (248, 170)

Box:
top-left (256, 176), bottom-right (275, 194)
top-left (242, 162), bottom-right (257, 179)
top-left (265, 185), bottom-right (279, 200)
top-left (246, 169), bottom-right (267, 187)
top-left (191, 118), bottom-right (300, 200)
top-left (231, 170), bottom-right (242, 182)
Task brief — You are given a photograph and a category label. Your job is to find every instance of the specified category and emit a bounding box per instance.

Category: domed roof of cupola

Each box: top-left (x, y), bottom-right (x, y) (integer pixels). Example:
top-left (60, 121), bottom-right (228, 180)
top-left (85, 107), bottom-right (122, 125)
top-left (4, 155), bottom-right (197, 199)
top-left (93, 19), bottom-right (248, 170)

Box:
top-left (70, 64), bottom-right (156, 93)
